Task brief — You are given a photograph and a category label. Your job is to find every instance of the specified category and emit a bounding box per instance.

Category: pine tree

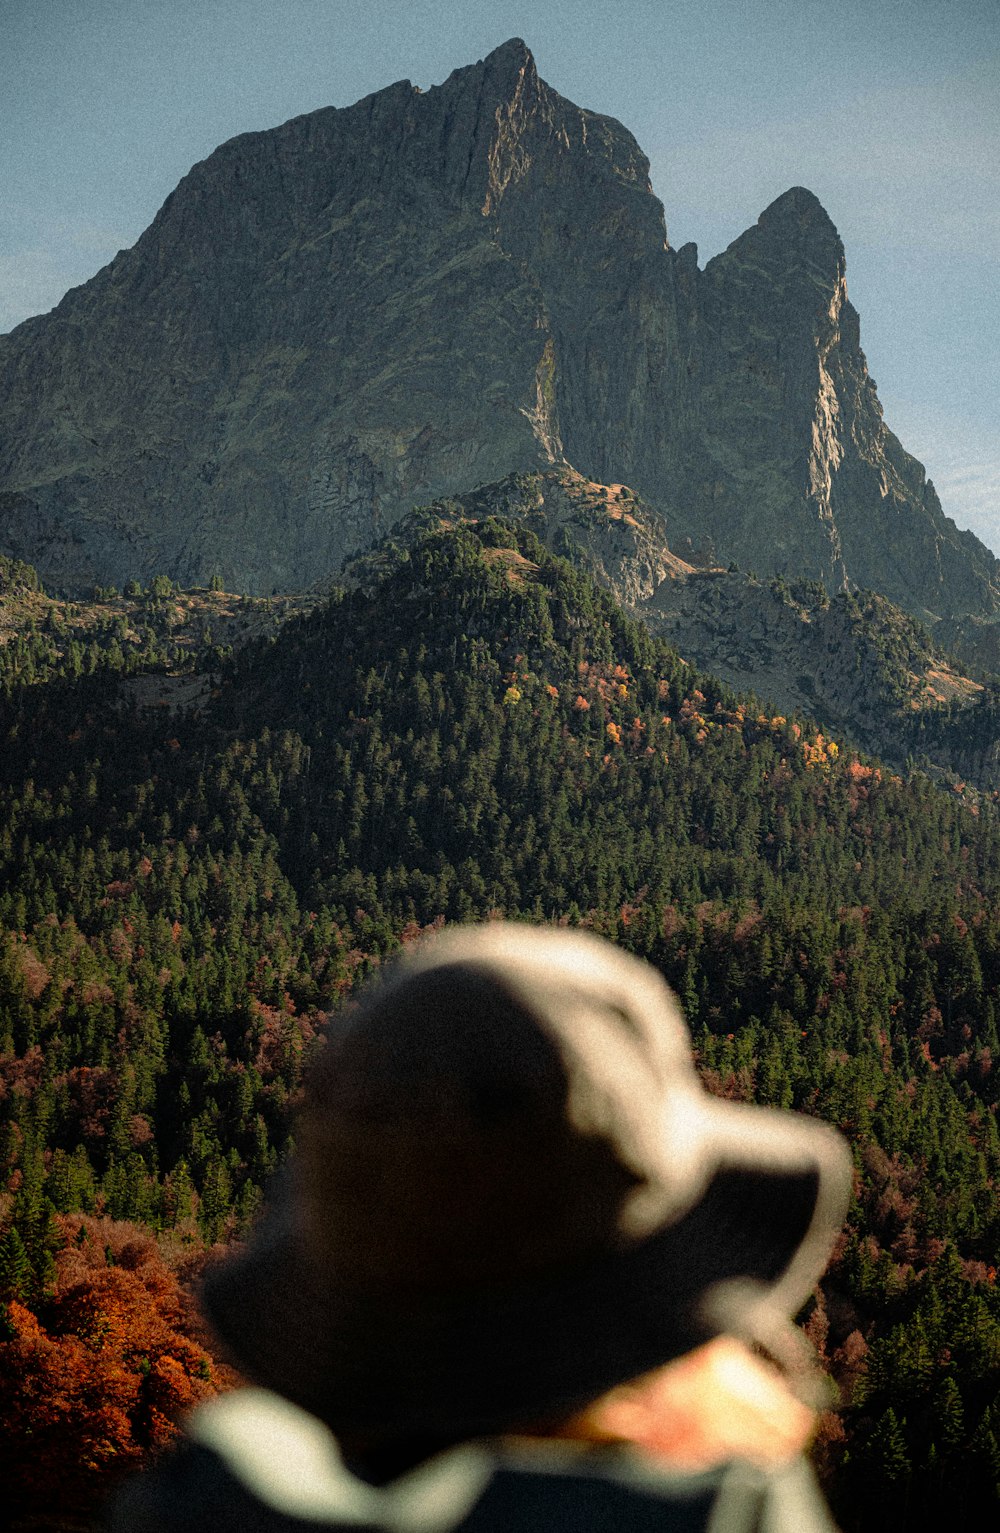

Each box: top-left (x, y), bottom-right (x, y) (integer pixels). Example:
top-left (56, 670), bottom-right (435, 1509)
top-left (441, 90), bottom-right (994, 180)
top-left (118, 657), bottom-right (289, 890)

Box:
top-left (931, 1376), bottom-right (966, 1454)
top-left (0, 1227), bottom-right (34, 1303)
top-left (864, 1407), bottom-right (911, 1484)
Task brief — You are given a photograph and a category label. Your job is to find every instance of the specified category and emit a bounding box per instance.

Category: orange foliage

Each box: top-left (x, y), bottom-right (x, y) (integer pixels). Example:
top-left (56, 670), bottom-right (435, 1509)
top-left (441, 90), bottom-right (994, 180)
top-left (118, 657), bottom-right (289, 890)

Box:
top-left (0, 1216), bottom-right (229, 1524)
top-left (574, 660), bottom-right (632, 709)
top-left (802, 732), bottom-right (839, 771)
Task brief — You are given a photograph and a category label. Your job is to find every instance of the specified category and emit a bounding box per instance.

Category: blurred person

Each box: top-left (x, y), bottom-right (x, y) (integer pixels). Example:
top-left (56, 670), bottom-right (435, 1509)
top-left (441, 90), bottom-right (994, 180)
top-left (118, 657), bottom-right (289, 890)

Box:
top-left (112, 923), bottom-right (850, 1531)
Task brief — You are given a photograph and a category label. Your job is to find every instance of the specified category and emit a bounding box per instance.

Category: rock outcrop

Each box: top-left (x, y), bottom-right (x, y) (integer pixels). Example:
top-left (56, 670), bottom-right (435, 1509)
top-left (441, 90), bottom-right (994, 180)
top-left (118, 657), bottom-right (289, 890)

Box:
top-left (358, 470), bottom-right (981, 762)
top-left (400, 467), bottom-right (698, 609)
top-left (0, 39), bottom-right (996, 616)
top-left (643, 570), bottom-right (982, 744)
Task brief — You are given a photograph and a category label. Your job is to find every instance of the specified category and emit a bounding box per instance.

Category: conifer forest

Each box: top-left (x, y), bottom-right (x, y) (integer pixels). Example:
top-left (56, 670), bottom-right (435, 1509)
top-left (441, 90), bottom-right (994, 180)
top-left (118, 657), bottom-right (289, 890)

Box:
top-left (3, 524), bottom-right (1000, 1528)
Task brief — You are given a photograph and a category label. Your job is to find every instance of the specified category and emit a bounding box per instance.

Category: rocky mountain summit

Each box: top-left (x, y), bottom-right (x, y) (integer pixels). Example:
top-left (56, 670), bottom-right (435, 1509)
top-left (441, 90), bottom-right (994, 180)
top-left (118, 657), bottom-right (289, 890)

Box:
top-left (357, 467), bottom-right (698, 608)
top-left (0, 38), bottom-right (996, 619)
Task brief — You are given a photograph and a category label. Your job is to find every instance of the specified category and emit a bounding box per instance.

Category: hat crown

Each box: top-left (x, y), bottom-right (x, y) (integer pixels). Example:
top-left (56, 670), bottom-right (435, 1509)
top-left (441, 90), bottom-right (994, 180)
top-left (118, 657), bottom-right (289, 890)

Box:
top-left (297, 926), bottom-right (702, 1291)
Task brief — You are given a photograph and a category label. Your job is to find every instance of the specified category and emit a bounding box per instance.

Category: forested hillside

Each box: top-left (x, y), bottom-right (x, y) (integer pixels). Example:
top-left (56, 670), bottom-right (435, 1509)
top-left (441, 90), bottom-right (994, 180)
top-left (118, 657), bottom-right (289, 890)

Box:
top-left (3, 523), bottom-right (1000, 1526)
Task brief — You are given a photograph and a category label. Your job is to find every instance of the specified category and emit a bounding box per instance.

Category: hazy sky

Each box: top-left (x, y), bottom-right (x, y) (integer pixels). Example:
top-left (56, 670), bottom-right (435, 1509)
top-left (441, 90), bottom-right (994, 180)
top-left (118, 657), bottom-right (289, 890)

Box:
top-left (3, 0), bottom-right (998, 547)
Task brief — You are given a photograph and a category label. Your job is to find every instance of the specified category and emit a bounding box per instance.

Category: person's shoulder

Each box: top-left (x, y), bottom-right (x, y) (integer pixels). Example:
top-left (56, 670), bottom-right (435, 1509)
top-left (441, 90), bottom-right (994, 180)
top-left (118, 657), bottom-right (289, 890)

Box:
top-left (107, 1388), bottom-right (359, 1532)
top-left (464, 1441), bottom-right (839, 1533)
top-left (107, 1391), bottom-right (838, 1533)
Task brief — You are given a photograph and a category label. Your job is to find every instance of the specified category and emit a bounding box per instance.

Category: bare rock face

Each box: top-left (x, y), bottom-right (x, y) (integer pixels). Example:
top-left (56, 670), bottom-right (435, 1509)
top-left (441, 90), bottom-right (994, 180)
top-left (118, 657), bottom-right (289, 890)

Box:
top-left (643, 569), bottom-right (981, 746)
top-left (0, 43), bottom-right (570, 591)
top-left (669, 188), bottom-right (997, 618)
top-left (0, 38), bottom-right (996, 617)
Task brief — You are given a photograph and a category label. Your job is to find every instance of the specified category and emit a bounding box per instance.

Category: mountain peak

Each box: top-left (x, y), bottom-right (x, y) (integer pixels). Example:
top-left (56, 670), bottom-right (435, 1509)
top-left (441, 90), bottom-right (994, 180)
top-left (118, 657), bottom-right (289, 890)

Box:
top-left (483, 36), bottom-right (534, 68)
top-left (442, 37), bottom-right (538, 97)
top-left (755, 186), bottom-right (844, 272)
top-left (1, 44), bottom-right (996, 619)
top-left (758, 185), bottom-right (839, 240)
top-left (479, 36), bottom-right (539, 98)
top-left (708, 183), bottom-right (844, 285)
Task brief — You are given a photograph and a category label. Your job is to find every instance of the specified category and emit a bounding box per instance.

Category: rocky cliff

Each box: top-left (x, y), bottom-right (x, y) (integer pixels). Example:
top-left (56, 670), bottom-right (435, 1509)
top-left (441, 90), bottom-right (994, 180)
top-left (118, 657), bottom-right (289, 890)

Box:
top-left (1, 38), bottom-right (995, 616)
top-left (668, 189), bottom-right (997, 617)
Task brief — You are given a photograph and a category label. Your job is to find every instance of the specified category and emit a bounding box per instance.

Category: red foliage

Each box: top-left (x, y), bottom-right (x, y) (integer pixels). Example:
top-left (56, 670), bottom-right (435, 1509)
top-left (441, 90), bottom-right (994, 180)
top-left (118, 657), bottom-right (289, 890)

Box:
top-left (0, 1215), bottom-right (231, 1524)
top-left (16, 944), bottom-right (52, 1000)
top-left (51, 1064), bottom-right (119, 1146)
top-left (0, 1044), bottom-right (45, 1104)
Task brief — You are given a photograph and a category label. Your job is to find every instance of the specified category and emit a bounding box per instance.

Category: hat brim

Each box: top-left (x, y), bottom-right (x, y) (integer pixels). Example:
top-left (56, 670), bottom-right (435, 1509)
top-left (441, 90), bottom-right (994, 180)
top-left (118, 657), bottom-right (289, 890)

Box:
top-left (202, 1094), bottom-right (849, 1440)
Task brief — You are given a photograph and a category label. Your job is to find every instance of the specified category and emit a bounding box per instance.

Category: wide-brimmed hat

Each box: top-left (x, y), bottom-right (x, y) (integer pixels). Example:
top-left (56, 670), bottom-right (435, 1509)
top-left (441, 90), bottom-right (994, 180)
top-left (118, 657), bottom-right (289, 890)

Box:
top-left (203, 923), bottom-right (850, 1441)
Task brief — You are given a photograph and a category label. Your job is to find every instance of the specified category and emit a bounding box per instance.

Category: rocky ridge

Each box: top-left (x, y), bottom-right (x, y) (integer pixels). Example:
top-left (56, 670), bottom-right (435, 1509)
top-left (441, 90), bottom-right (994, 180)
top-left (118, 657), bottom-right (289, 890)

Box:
top-left (1, 40), bottom-right (996, 620)
top-left (343, 468), bottom-right (986, 773)
top-left (1, 462), bottom-right (995, 788)
top-left (644, 572), bottom-right (981, 750)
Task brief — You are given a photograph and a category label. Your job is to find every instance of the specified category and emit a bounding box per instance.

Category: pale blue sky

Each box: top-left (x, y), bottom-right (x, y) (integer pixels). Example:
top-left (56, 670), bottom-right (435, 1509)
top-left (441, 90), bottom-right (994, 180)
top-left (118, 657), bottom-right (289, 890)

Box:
top-left (3, 0), bottom-right (998, 547)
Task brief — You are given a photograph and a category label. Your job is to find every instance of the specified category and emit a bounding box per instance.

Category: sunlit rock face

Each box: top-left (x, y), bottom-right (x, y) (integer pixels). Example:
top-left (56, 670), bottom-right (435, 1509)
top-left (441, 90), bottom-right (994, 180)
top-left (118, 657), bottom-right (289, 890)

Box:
top-left (669, 186), bottom-right (996, 618)
top-left (0, 38), bottom-right (996, 613)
